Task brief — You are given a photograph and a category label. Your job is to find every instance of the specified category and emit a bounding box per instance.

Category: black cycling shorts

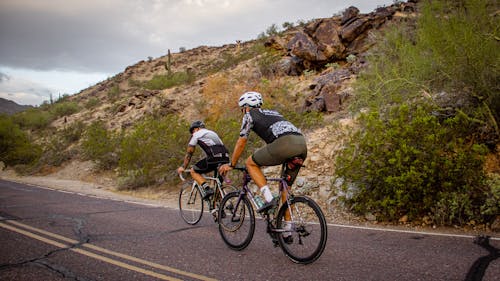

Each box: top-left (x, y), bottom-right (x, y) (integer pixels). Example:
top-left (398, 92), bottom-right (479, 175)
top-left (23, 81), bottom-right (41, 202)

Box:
top-left (192, 158), bottom-right (229, 175)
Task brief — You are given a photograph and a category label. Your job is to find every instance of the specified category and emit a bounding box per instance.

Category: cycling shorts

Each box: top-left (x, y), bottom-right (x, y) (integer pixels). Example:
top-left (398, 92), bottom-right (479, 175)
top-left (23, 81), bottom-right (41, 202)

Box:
top-left (252, 134), bottom-right (307, 166)
top-left (193, 158), bottom-right (229, 175)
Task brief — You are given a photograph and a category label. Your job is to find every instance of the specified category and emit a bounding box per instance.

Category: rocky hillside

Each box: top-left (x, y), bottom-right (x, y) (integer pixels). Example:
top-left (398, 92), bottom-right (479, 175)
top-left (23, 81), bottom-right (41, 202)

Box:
top-left (43, 1), bottom-right (420, 204)
top-left (57, 1), bottom-right (418, 128)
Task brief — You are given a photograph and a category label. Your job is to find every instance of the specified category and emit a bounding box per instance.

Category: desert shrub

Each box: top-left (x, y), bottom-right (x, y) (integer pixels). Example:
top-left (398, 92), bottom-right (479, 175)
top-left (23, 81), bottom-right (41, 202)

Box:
top-left (50, 101), bottom-right (80, 118)
top-left (38, 136), bottom-right (73, 167)
top-left (12, 108), bottom-right (53, 130)
top-left (336, 104), bottom-right (489, 224)
top-left (85, 98), bottom-right (100, 109)
top-left (107, 84), bottom-right (120, 101)
top-left (200, 75), bottom-right (245, 121)
top-left (35, 122), bottom-right (86, 167)
top-left (81, 121), bottom-right (120, 169)
top-left (142, 71), bottom-right (195, 90)
top-left (206, 43), bottom-right (268, 75)
top-left (60, 121), bottom-right (85, 143)
top-left (480, 174), bottom-right (500, 222)
top-left (0, 115), bottom-right (42, 166)
top-left (337, 0), bottom-right (498, 226)
top-left (257, 49), bottom-right (283, 78)
top-left (353, 0), bottom-right (499, 136)
top-left (118, 115), bottom-right (187, 189)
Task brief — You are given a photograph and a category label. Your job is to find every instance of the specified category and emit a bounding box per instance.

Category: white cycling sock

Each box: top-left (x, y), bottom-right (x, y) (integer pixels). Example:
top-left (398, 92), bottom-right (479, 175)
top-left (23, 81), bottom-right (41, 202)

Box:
top-left (260, 185), bottom-right (274, 202)
top-left (283, 221), bottom-right (292, 237)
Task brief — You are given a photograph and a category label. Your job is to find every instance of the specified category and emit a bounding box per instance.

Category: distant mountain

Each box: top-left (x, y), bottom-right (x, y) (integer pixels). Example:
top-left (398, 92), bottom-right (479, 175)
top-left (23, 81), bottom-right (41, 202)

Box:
top-left (0, 98), bottom-right (32, 115)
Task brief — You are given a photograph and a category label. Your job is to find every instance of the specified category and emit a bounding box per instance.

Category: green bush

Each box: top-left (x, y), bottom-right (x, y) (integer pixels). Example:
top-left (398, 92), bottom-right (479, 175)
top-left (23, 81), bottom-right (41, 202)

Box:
top-left (81, 121), bottom-right (120, 169)
top-left (142, 71), bottom-right (195, 90)
top-left (336, 104), bottom-right (489, 224)
top-left (60, 121), bottom-right (85, 143)
top-left (118, 115), bottom-right (188, 188)
top-left (337, 0), bottom-right (498, 226)
top-left (480, 174), bottom-right (500, 220)
top-left (353, 0), bottom-right (499, 134)
top-left (35, 122), bottom-right (86, 167)
top-left (206, 43), bottom-right (268, 75)
top-left (0, 115), bottom-right (42, 166)
top-left (107, 84), bottom-right (120, 101)
top-left (12, 108), bottom-right (53, 130)
top-left (50, 101), bottom-right (80, 118)
top-left (85, 98), bottom-right (101, 109)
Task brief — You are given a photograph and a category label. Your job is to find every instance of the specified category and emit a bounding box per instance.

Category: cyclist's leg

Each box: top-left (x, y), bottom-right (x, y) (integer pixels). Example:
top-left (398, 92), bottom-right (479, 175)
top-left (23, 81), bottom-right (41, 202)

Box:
top-left (192, 159), bottom-right (214, 199)
top-left (245, 156), bottom-right (267, 188)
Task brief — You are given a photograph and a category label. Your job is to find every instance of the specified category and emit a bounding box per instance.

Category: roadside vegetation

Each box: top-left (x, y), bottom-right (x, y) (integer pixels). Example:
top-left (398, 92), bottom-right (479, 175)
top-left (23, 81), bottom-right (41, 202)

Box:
top-left (335, 0), bottom-right (499, 226)
top-left (0, 96), bottom-right (82, 173)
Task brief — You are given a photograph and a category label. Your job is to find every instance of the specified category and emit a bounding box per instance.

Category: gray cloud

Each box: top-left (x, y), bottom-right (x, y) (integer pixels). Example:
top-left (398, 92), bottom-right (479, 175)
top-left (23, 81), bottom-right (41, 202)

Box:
top-left (0, 72), bottom-right (10, 82)
top-left (0, 0), bottom-right (393, 73)
top-left (0, 0), bottom-right (394, 105)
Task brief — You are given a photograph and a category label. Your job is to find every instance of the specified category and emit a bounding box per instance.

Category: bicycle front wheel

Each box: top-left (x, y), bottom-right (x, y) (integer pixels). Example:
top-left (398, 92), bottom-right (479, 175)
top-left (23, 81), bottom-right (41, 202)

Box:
top-left (218, 191), bottom-right (255, 250)
top-left (179, 183), bottom-right (204, 225)
top-left (276, 195), bottom-right (327, 264)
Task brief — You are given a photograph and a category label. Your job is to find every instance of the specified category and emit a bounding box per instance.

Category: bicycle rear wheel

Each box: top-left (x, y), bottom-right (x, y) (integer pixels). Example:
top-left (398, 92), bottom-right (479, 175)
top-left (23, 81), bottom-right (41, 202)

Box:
top-left (276, 195), bottom-right (327, 264)
top-left (179, 183), bottom-right (204, 225)
top-left (218, 191), bottom-right (255, 250)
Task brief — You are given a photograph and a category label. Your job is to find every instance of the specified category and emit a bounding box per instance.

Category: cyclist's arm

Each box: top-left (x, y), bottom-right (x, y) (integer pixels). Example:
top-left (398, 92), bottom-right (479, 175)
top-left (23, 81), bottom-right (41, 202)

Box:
top-left (178, 145), bottom-right (195, 173)
top-left (229, 136), bottom-right (247, 167)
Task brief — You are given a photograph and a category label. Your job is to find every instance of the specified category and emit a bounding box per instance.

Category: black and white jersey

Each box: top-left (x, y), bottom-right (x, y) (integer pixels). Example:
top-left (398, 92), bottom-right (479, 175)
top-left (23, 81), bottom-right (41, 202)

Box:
top-left (189, 128), bottom-right (229, 160)
top-left (239, 108), bottom-right (301, 144)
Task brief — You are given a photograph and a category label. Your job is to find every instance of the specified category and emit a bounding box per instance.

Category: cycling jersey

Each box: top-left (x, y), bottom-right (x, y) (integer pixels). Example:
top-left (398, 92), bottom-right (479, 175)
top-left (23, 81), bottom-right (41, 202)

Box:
top-left (239, 108), bottom-right (302, 143)
top-left (189, 128), bottom-right (229, 163)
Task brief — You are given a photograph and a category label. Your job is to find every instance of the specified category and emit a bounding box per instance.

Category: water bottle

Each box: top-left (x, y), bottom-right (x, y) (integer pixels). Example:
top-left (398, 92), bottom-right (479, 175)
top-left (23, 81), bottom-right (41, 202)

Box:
top-left (254, 195), bottom-right (265, 209)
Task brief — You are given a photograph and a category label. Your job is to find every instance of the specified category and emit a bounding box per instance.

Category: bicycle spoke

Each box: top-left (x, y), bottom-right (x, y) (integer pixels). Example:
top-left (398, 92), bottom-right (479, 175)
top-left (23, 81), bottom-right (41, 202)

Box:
top-left (276, 196), bottom-right (327, 264)
top-left (179, 184), bottom-right (204, 225)
top-left (218, 191), bottom-right (255, 250)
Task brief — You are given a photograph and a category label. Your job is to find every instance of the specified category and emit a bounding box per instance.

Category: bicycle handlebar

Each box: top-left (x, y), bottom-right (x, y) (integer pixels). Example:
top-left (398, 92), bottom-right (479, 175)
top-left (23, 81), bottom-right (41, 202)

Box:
top-left (178, 171), bottom-right (189, 181)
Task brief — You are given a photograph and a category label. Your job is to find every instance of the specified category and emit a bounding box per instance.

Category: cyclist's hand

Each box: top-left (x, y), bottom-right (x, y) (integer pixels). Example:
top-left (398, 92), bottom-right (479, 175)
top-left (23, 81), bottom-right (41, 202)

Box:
top-left (177, 166), bottom-right (185, 174)
top-left (218, 164), bottom-right (232, 175)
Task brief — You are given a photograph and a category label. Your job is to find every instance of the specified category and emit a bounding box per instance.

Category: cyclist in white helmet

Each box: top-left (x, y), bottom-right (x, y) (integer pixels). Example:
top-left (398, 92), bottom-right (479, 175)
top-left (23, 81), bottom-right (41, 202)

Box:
top-left (178, 120), bottom-right (230, 199)
top-left (219, 91), bottom-right (307, 215)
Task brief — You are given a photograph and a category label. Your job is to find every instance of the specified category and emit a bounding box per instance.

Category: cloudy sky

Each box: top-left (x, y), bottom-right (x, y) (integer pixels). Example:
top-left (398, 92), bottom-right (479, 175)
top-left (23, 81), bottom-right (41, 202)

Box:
top-left (0, 0), bottom-right (394, 106)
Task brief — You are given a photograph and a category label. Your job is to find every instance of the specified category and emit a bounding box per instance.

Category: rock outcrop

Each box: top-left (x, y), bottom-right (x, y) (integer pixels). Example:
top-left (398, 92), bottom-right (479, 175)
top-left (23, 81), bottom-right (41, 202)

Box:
top-left (265, 1), bottom-right (419, 113)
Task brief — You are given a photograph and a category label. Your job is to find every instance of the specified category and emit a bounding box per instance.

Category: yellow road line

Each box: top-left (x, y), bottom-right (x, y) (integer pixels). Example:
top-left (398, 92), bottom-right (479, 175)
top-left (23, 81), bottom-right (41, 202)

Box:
top-left (1, 220), bottom-right (217, 281)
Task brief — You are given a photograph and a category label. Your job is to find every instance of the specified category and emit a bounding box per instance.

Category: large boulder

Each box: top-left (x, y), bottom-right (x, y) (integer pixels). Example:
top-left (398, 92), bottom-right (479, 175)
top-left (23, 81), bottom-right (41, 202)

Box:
top-left (267, 2), bottom-right (410, 70)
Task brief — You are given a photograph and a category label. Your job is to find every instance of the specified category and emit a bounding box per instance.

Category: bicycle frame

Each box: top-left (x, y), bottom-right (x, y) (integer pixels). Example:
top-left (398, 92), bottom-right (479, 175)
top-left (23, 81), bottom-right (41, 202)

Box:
top-left (219, 164), bottom-right (328, 264)
top-left (232, 165), bottom-right (295, 230)
top-left (182, 173), bottom-right (224, 204)
top-left (179, 170), bottom-right (233, 225)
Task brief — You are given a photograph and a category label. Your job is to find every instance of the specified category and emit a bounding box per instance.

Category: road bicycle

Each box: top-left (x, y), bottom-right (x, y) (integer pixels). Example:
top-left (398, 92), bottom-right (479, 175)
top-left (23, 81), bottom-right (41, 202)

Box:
top-left (218, 161), bottom-right (327, 264)
top-left (178, 169), bottom-right (236, 225)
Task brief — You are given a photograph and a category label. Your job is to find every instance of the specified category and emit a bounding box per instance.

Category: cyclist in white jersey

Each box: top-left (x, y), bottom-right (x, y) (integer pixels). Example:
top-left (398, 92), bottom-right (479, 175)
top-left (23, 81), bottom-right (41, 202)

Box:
top-left (177, 121), bottom-right (229, 199)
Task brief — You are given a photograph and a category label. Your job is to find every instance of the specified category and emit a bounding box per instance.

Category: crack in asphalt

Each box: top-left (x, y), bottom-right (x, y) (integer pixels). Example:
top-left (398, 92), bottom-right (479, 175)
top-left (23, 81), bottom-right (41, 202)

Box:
top-left (464, 235), bottom-right (500, 281)
top-left (49, 214), bottom-right (90, 243)
top-left (0, 241), bottom-right (92, 281)
top-left (1, 213), bottom-right (93, 280)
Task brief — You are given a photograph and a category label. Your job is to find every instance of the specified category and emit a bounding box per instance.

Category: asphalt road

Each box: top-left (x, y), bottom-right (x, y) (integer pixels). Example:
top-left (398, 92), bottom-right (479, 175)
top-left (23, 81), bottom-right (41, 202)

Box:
top-left (1, 179), bottom-right (499, 281)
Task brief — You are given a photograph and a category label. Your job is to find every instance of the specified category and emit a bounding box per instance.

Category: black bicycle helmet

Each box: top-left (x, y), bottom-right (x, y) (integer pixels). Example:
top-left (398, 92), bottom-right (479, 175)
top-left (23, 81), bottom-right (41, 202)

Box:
top-left (189, 120), bottom-right (205, 133)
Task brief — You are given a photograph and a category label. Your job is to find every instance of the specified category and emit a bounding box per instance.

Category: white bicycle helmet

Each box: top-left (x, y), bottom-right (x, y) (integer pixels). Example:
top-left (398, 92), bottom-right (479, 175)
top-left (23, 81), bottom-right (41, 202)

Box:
top-left (238, 91), bottom-right (263, 108)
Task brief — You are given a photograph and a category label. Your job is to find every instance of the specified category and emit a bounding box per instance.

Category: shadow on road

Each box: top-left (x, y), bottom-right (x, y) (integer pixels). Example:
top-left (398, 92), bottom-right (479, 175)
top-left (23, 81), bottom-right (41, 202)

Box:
top-left (464, 235), bottom-right (499, 281)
